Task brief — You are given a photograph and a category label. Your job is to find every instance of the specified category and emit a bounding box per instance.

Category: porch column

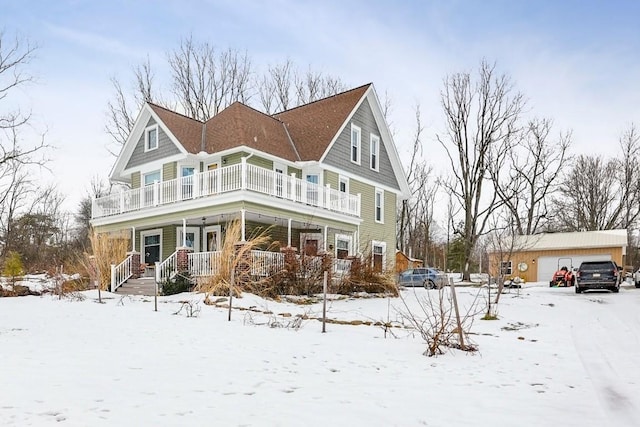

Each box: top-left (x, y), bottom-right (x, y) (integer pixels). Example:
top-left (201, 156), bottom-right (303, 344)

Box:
top-left (131, 226), bottom-right (136, 252)
top-left (241, 208), bottom-right (246, 241)
top-left (182, 218), bottom-right (187, 247)
top-left (128, 251), bottom-right (141, 279)
top-left (241, 157), bottom-right (247, 190)
top-left (323, 225), bottom-right (328, 252)
top-left (176, 247), bottom-right (192, 273)
top-left (287, 218), bottom-right (292, 247)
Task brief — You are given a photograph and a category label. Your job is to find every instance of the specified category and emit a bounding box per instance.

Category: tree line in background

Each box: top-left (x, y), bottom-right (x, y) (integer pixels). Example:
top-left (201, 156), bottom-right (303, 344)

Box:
top-left (1, 30), bottom-right (639, 278)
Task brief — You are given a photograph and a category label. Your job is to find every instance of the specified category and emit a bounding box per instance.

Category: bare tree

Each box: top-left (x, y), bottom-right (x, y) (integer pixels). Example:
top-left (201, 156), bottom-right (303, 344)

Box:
top-left (256, 60), bottom-right (294, 113)
top-left (168, 36), bottom-right (252, 121)
top-left (437, 59), bottom-right (524, 281)
top-left (618, 124), bottom-right (640, 266)
top-left (294, 67), bottom-right (345, 105)
top-left (105, 56), bottom-right (158, 155)
top-left (256, 60), bottom-right (346, 113)
top-left (492, 118), bottom-right (571, 235)
top-left (0, 31), bottom-right (50, 260)
top-left (555, 155), bottom-right (622, 231)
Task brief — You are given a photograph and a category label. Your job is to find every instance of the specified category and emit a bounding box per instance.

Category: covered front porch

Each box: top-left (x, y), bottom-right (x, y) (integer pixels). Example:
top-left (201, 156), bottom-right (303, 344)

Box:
top-left (109, 206), bottom-right (360, 292)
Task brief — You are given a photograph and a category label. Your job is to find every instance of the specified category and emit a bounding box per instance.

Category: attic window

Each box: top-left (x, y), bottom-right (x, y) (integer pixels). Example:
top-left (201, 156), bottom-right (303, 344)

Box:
top-left (145, 125), bottom-right (158, 152)
top-left (351, 124), bottom-right (361, 165)
top-left (370, 134), bottom-right (380, 171)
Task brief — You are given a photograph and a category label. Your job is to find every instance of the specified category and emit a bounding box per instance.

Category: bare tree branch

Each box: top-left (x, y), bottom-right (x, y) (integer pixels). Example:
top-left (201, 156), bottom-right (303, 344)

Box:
top-left (436, 59), bottom-right (524, 281)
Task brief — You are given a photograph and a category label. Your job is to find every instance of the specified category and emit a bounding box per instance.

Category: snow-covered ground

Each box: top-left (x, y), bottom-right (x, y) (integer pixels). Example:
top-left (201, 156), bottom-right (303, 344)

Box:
top-left (1, 280), bottom-right (639, 426)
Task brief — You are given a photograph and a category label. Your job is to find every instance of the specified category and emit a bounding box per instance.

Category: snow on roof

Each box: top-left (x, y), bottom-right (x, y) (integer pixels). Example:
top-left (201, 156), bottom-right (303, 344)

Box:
top-left (514, 229), bottom-right (628, 251)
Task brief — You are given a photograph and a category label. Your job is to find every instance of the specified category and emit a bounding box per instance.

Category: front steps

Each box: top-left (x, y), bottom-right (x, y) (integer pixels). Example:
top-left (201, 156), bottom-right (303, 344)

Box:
top-left (115, 277), bottom-right (158, 296)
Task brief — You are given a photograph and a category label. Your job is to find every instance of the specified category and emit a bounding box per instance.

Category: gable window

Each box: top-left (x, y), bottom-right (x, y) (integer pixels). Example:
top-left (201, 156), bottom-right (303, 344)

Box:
top-left (374, 188), bottom-right (384, 223)
top-left (351, 124), bottom-right (361, 165)
top-left (145, 125), bottom-right (159, 152)
top-left (370, 134), bottom-right (380, 171)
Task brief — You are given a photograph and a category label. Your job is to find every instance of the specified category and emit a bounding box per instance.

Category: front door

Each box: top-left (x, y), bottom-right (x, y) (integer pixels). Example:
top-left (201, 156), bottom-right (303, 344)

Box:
top-left (142, 232), bottom-right (161, 265)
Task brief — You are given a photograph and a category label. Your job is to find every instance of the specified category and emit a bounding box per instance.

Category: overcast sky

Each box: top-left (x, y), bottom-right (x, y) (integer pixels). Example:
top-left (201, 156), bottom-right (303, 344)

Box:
top-left (3, 0), bottom-right (640, 212)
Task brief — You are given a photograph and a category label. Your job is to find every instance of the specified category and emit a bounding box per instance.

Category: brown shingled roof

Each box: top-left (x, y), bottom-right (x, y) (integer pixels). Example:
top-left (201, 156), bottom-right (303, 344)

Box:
top-left (274, 84), bottom-right (371, 161)
top-left (148, 103), bottom-right (203, 153)
top-left (204, 103), bottom-right (298, 161)
top-left (146, 84), bottom-right (370, 161)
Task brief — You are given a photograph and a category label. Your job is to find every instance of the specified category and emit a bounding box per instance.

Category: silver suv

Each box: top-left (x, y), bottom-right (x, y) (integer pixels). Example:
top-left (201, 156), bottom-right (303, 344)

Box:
top-left (575, 261), bottom-right (622, 294)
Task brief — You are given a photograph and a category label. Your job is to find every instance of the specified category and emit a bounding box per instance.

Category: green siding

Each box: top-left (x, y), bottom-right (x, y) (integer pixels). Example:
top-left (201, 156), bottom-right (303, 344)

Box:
top-left (162, 225), bottom-right (177, 259)
top-left (247, 155), bottom-right (272, 169)
top-left (324, 170), bottom-right (338, 189)
top-left (163, 162), bottom-right (177, 181)
top-left (288, 166), bottom-right (302, 178)
top-left (222, 152), bottom-right (246, 166)
top-left (350, 179), bottom-right (396, 269)
top-left (132, 172), bottom-right (141, 189)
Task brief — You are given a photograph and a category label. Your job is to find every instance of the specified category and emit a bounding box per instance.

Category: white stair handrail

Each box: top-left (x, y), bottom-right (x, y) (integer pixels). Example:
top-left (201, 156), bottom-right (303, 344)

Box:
top-left (110, 254), bottom-right (134, 292)
top-left (157, 251), bottom-right (178, 284)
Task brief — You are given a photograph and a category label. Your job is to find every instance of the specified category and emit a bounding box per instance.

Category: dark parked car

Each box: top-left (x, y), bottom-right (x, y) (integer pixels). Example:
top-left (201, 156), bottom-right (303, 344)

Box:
top-left (398, 268), bottom-right (447, 289)
top-left (575, 261), bottom-right (622, 294)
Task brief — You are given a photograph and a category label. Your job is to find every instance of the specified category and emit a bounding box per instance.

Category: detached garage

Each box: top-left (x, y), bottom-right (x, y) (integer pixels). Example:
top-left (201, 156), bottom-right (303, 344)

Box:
top-left (489, 229), bottom-right (628, 283)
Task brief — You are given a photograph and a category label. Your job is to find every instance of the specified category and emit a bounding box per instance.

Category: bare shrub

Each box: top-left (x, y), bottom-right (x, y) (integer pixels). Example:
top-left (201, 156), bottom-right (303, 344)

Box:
top-left (399, 287), bottom-right (482, 357)
top-left (199, 219), bottom-right (272, 298)
top-left (173, 300), bottom-right (201, 318)
top-left (333, 252), bottom-right (399, 296)
top-left (88, 232), bottom-right (130, 290)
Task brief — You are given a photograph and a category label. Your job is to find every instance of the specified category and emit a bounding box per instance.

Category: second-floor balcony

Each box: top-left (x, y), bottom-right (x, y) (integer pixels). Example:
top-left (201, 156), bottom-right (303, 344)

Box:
top-left (92, 161), bottom-right (361, 220)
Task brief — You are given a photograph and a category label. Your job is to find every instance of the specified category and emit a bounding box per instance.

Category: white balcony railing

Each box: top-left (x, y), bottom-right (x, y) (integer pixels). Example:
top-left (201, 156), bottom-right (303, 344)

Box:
top-left (92, 161), bottom-right (361, 219)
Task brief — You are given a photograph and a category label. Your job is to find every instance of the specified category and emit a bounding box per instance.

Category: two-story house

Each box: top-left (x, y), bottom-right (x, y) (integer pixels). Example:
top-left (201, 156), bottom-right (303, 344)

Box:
top-left (91, 83), bottom-right (410, 291)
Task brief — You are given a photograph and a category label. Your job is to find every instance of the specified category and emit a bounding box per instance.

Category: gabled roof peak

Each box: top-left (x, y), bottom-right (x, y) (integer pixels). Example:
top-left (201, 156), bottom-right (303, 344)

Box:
top-left (273, 83), bottom-right (372, 116)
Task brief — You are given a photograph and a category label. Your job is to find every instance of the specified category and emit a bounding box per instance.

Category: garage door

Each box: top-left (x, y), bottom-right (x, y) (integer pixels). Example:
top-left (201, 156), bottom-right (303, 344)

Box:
top-left (537, 254), bottom-right (611, 283)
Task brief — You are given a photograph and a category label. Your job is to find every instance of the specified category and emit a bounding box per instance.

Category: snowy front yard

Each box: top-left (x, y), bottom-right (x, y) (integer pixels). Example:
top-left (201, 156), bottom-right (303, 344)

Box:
top-left (1, 282), bottom-right (640, 426)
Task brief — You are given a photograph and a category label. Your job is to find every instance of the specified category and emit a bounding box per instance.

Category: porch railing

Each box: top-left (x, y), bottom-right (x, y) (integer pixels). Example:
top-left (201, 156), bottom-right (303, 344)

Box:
top-left (157, 251), bottom-right (178, 284)
top-left (189, 251), bottom-right (225, 277)
top-left (186, 249), bottom-right (352, 278)
top-left (92, 161), bottom-right (361, 219)
top-left (110, 254), bottom-right (133, 292)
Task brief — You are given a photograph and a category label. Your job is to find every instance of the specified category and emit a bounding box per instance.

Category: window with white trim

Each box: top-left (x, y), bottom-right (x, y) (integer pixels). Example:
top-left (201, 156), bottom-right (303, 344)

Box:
top-left (370, 134), bottom-right (380, 171)
top-left (372, 240), bottom-right (386, 273)
top-left (374, 188), bottom-right (384, 223)
top-left (176, 227), bottom-right (200, 251)
top-left (338, 175), bottom-right (349, 193)
top-left (143, 170), bottom-right (161, 186)
top-left (145, 125), bottom-right (158, 151)
top-left (351, 124), bottom-right (361, 164)
top-left (335, 234), bottom-right (352, 259)
top-left (501, 261), bottom-right (512, 276)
